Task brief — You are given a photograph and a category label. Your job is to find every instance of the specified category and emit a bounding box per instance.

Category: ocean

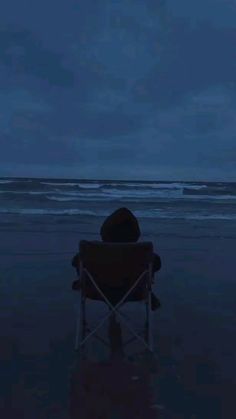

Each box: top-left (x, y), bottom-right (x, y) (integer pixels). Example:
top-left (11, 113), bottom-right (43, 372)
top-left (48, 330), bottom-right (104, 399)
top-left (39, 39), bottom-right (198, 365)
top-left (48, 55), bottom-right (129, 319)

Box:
top-left (0, 177), bottom-right (236, 221)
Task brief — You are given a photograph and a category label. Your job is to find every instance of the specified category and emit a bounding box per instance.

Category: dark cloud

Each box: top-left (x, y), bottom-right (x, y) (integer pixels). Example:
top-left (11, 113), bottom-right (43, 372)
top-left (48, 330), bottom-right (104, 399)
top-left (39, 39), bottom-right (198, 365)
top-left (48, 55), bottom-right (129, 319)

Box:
top-left (167, 0), bottom-right (236, 28)
top-left (131, 20), bottom-right (236, 108)
top-left (0, 26), bottom-right (74, 86)
top-left (0, 0), bottom-right (235, 180)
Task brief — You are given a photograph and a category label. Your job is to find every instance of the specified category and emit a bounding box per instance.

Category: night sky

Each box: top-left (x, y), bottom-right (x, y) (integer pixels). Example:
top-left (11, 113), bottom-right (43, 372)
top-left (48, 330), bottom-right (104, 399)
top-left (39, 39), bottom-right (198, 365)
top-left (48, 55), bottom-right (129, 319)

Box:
top-left (0, 0), bottom-right (235, 180)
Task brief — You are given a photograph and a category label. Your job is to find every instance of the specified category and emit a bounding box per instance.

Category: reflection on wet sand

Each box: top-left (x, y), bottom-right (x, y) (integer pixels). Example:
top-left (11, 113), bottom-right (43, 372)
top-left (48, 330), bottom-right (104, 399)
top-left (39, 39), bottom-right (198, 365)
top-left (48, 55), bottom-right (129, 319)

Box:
top-left (70, 318), bottom-right (159, 419)
top-left (70, 358), bottom-right (158, 419)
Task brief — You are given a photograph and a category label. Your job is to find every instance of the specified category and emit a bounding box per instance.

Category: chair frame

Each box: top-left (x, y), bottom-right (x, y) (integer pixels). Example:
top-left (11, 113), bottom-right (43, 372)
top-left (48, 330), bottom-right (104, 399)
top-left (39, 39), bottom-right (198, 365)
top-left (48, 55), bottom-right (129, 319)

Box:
top-left (74, 248), bottom-right (154, 358)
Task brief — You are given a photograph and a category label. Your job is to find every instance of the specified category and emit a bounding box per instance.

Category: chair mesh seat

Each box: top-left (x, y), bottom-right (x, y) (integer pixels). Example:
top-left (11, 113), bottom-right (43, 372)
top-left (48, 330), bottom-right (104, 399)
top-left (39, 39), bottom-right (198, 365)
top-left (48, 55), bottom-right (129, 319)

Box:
top-left (79, 240), bottom-right (153, 290)
top-left (73, 279), bottom-right (148, 304)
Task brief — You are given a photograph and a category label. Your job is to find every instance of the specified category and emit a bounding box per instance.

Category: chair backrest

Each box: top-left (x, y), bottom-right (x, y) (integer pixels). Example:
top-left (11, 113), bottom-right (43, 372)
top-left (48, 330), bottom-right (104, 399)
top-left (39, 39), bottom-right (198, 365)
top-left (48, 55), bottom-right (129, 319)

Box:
top-left (79, 240), bottom-right (153, 288)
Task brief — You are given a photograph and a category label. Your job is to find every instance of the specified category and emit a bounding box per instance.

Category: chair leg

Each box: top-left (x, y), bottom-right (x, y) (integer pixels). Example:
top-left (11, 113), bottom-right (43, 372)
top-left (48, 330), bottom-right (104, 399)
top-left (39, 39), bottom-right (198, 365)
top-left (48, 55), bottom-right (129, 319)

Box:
top-left (145, 302), bottom-right (148, 343)
top-left (75, 293), bottom-right (86, 356)
top-left (75, 293), bottom-right (154, 356)
top-left (75, 302), bottom-right (81, 351)
top-left (145, 291), bottom-right (154, 352)
top-left (81, 295), bottom-right (87, 358)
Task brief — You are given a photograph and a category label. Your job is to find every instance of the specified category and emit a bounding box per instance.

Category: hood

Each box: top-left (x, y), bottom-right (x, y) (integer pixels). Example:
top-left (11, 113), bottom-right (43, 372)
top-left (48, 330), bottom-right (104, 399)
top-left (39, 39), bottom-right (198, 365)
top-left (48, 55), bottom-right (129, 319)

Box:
top-left (100, 207), bottom-right (141, 242)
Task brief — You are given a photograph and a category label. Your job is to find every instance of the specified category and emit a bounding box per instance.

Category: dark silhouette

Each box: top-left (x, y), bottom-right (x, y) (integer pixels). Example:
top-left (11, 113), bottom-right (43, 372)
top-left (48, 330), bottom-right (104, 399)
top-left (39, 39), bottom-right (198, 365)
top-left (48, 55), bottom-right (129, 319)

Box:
top-left (71, 207), bottom-right (161, 310)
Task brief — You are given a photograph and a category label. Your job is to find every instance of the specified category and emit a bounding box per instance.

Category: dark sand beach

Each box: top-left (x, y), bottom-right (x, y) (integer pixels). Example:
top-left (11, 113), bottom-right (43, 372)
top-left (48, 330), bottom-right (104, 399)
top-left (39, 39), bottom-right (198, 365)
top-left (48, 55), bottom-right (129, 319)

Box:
top-left (0, 213), bottom-right (236, 418)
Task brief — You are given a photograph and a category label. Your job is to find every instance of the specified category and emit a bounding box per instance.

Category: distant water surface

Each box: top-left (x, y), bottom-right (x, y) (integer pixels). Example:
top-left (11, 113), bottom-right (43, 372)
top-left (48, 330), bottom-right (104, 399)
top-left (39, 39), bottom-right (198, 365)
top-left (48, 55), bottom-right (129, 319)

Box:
top-left (0, 177), bottom-right (236, 221)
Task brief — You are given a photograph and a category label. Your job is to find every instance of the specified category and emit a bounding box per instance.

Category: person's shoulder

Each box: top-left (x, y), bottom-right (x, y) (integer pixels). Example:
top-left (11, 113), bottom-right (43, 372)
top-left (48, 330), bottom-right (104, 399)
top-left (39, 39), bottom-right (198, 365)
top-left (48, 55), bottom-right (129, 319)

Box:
top-left (72, 253), bottom-right (80, 267)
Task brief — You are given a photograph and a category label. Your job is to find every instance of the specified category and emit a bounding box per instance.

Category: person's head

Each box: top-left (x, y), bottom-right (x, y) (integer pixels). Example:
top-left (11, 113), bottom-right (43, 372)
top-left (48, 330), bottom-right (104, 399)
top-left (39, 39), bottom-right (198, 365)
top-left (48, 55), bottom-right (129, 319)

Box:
top-left (100, 207), bottom-right (140, 243)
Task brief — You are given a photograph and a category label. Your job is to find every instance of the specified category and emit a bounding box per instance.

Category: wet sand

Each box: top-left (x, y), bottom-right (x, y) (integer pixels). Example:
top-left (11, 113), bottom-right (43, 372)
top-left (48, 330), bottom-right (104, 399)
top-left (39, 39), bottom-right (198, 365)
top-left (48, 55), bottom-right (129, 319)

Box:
top-left (0, 215), bottom-right (236, 418)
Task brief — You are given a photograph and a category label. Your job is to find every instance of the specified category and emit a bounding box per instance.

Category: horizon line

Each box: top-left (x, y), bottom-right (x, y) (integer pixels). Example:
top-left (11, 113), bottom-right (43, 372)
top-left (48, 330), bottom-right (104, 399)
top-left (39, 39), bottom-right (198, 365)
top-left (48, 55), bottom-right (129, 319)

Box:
top-left (0, 175), bottom-right (235, 183)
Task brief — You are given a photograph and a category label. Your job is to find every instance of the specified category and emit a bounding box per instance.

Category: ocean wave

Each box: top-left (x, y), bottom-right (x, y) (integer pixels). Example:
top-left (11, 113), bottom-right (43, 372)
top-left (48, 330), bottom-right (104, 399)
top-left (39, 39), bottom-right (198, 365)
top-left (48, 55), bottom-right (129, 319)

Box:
top-left (184, 194), bottom-right (236, 201)
top-left (41, 181), bottom-right (103, 189)
top-left (185, 214), bottom-right (236, 220)
top-left (99, 188), bottom-right (183, 199)
top-left (135, 212), bottom-right (236, 220)
top-left (46, 195), bottom-right (81, 202)
top-left (46, 194), bottom-right (118, 202)
top-left (45, 189), bottom-right (182, 200)
top-left (0, 207), bottom-right (236, 220)
top-left (1, 189), bottom-right (236, 202)
top-left (0, 179), bottom-right (33, 184)
top-left (1, 179), bottom-right (236, 203)
top-left (0, 180), bottom-right (46, 192)
top-left (40, 181), bottom-right (79, 187)
top-left (0, 208), bottom-right (100, 216)
top-left (156, 183), bottom-right (207, 190)
top-left (0, 190), bottom-right (53, 195)
top-left (100, 182), bottom-right (208, 191)
top-left (183, 186), bottom-right (236, 196)
top-left (78, 182), bottom-right (103, 189)
top-left (47, 196), bottom-right (80, 202)
top-left (0, 180), bottom-right (14, 184)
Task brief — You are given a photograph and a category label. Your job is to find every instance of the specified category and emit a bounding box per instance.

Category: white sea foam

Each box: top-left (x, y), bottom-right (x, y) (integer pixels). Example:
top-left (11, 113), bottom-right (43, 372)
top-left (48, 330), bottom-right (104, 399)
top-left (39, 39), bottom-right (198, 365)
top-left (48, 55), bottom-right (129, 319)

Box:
top-left (6, 179), bottom-right (33, 183)
top-left (1, 188), bottom-right (236, 202)
top-left (186, 214), bottom-right (236, 220)
top-left (1, 184), bottom-right (236, 203)
top-left (0, 180), bottom-right (13, 184)
top-left (40, 182), bottom-right (78, 187)
top-left (103, 188), bottom-right (182, 199)
top-left (47, 195), bottom-right (81, 202)
top-left (41, 181), bottom-right (102, 188)
top-left (38, 180), bottom-right (209, 191)
top-left (185, 194), bottom-right (236, 201)
top-left (78, 183), bottom-right (102, 189)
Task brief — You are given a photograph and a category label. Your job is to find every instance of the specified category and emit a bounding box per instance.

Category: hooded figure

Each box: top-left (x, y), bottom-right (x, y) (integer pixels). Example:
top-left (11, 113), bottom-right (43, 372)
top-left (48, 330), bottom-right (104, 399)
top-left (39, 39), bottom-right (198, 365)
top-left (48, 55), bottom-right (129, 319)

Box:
top-left (71, 207), bottom-right (161, 310)
top-left (100, 207), bottom-right (140, 243)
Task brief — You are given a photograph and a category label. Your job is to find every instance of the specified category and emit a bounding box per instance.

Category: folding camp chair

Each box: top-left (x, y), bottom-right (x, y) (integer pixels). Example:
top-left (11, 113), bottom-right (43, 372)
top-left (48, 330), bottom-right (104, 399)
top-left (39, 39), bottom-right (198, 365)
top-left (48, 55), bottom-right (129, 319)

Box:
top-left (74, 240), bottom-right (155, 358)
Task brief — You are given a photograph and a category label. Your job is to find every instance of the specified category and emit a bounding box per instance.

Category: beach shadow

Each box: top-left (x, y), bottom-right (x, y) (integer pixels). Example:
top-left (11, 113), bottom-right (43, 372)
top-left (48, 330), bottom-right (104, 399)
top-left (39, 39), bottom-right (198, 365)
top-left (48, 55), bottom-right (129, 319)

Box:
top-left (68, 324), bottom-right (233, 419)
top-left (69, 358), bottom-right (159, 419)
top-left (69, 318), bottom-right (159, 419)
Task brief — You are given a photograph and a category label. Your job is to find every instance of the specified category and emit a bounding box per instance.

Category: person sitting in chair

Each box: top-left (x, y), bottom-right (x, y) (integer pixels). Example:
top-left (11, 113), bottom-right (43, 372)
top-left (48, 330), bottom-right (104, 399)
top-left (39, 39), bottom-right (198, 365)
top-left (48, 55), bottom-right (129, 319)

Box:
top-left (71, 207), bottom-right (161, 310)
